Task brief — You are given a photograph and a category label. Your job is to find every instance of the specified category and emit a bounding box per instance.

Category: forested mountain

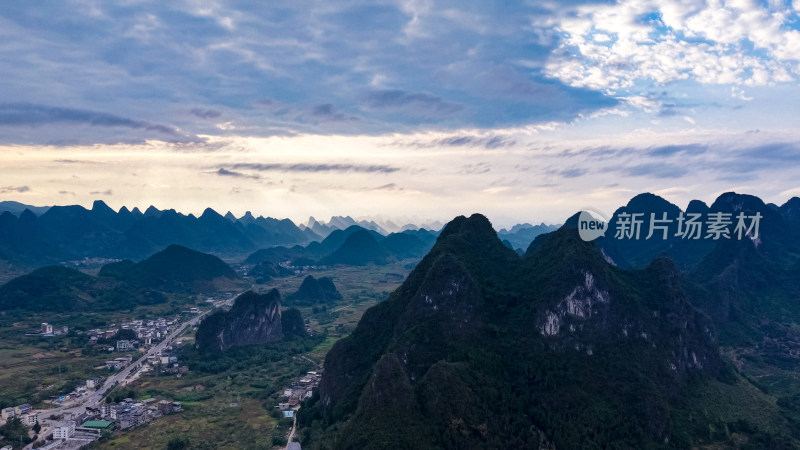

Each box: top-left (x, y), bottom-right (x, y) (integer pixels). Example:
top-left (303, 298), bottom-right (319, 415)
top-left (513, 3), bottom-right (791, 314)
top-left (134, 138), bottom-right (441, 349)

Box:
top-left (0, 265), bottom-right (165, 312)
top-left (298, 196), bottom-right (800, 448)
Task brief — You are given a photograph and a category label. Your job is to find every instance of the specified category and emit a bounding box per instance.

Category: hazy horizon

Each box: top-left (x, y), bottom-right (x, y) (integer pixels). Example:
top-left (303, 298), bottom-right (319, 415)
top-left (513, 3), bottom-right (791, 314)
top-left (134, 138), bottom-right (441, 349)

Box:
top-left (2, 188), bottom-right (796, 232)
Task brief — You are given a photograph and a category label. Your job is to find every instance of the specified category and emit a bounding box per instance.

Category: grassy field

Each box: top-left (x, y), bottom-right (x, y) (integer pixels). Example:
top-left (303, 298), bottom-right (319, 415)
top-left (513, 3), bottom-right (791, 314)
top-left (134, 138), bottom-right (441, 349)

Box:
top-left (99, 379), bottom-right (281, 450)
top-left (0, 325), bottom-right (114, 408)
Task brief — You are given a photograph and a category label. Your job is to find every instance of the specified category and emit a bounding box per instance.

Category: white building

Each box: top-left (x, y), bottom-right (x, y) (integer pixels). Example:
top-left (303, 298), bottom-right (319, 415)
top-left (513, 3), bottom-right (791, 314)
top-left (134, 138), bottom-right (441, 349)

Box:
top-left (20, 412), bottom-right (38, 426)
top-left (86, 377), bottom-right (100, 389)
top-left (41, 323), bottom-right (53, 334)
top-left (53, 421), bottom-right (76, 439)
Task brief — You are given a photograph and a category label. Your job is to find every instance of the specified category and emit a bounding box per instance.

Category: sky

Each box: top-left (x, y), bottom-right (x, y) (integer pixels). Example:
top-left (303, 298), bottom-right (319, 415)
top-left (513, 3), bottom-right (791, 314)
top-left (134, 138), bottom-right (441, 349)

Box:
top-left (1, 0), bottom-right (799, 228)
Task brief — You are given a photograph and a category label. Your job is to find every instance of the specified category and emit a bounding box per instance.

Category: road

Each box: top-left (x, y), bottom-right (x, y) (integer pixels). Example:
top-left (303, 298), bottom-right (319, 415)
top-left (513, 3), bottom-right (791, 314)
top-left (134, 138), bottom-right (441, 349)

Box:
top-left (42, 308), bottom-right (210, 421)
top-left (285, 413), bottom-right (297, 449)
top-left (39, 287), bottom-right (252, 421)
top-left (25, 289), bottom-right (252, 450)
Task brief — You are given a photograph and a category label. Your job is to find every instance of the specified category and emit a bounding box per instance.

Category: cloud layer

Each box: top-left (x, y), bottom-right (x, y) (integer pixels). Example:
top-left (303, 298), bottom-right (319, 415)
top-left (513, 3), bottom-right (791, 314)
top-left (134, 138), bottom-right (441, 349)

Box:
top-left (1, 1), bottom-right (799, 225)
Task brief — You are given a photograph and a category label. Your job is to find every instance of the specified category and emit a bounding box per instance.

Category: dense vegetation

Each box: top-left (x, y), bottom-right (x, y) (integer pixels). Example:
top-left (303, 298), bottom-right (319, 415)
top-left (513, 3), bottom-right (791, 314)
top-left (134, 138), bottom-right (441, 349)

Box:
top-left (0, 265), bottom-right (166, 311)
top-left (247, 261), bottom-right (294, 283)
top-left (182, 332), bottom-right (323, 374)
top-left (0, 417), bottom-right (34, 449)
top-left (298, 207), bottom-right (800, 449)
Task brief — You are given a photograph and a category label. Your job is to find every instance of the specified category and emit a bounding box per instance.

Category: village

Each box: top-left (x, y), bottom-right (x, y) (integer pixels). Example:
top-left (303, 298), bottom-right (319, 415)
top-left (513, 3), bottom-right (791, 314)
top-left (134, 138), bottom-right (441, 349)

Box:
top-left (0, 312), bottom-right (199, 449)
top-left (1, 391), bottom-right (183, 449)
top-left (276, 370), bottom-right (321, 418)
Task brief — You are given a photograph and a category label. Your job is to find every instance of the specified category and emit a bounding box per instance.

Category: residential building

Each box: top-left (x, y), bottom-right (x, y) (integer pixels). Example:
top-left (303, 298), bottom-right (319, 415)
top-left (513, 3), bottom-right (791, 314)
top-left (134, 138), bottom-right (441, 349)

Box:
top-left (20, 412), bottom-right (38, 426)
top-left (53, 421), bottom-right (76, 439)
top-left (157, 400), bottom-right (173, 414)
top-left (41, 323), bottom-right (53, 334)
top-left (14, 403), bottom-right (32, 415)
top-left (86, 377), bottom-right (101, 389)
top-left (105, 360), bottom-right (124, 370)
top-left (0, 407), bottom-right (14, 420)
top-left (116, 340), bottom-right (133, 351)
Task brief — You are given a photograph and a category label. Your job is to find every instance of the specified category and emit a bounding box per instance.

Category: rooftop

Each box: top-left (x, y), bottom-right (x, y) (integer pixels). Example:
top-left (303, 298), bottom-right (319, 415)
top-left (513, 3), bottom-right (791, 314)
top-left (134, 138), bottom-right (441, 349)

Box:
top-left (82, 420), bottom-right (114, 429)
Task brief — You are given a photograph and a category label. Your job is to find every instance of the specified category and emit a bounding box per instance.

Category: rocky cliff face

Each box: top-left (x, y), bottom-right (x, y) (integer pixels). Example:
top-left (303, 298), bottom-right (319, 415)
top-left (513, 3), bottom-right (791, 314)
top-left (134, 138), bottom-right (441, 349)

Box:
top-left (196, 290), bottom-right (283, 353)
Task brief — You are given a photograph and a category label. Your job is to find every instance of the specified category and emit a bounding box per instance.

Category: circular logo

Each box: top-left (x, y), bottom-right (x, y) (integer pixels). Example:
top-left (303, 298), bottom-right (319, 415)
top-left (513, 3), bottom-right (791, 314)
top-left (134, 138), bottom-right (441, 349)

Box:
top-left (578, 209), bottom-right (609, 241)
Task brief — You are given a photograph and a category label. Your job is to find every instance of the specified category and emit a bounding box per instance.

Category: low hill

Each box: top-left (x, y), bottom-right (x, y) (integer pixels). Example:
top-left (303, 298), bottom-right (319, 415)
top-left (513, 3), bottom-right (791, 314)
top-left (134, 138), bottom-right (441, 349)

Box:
top-left (99, 244), bottom-right (237, 291)
top-left (247, 262), bottom-right (294, 283)
top-left (287, 275), bottom-right (342, 304)
top-left (322, 230), bottom-right (395, 266)
top-left (319, 225), bottom-right (383, 252)
top-left (0, 265), bottom-right (166, 311)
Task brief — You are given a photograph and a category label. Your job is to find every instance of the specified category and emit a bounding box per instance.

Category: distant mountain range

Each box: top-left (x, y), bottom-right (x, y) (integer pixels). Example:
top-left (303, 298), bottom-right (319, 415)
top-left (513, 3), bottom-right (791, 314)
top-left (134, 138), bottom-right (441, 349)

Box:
top-left (0, 201), bottom-right (556, 270)
top-left (0, 201), bottom-right (50, 216)
top-left (245, 225), bottom-right (440, 267)
top-left (300, 215), bottom-right (445, 237)
top-left (497, 222), bottom-right (560, 252)
top-left (0, 201), bottom-right (315, 267)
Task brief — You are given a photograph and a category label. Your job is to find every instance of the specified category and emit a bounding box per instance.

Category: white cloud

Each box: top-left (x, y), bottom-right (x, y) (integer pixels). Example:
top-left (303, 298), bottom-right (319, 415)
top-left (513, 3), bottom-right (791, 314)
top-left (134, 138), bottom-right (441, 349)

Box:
top-left (619, 95), bottom-right (662, 112)
top-left (544, 0), bottom-right (800, 91)
top-left (731, 86), bottom-right (753, 101)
